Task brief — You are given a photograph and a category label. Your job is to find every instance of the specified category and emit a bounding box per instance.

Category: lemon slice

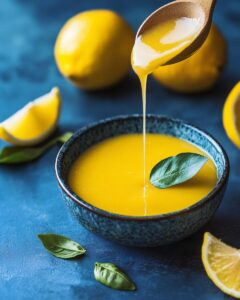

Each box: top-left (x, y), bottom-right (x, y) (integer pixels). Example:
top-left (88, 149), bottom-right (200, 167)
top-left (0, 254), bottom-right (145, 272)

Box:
top-left (0, 87), bottom-right (61, 146)
top-left (202, 232), bottom-right (240, 299)
top-left (223, 82), bottom-right (240, 148)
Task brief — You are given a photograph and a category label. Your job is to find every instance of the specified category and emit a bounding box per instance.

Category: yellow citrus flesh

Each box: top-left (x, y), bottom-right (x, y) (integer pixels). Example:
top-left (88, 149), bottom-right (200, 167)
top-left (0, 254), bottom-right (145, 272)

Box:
top-left (152, 25), bottom-right (227, 93)
top-left (54, 10), bottom-right (134, 90)
top-left (0, 87), bottom-right (61, 146)
top-left (202, 232), bottom-right (240, 299)
top-left (223, 82), bottom-right (240, 148)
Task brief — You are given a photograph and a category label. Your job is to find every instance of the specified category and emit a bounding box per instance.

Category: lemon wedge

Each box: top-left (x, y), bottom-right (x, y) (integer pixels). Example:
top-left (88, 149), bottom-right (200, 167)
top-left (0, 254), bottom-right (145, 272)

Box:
top-left (202, 232), bottom-right (240, 299)
top-left (223, 82), bottom-right (240, 148)
top-left (0, 87), bottom-right (61, 146)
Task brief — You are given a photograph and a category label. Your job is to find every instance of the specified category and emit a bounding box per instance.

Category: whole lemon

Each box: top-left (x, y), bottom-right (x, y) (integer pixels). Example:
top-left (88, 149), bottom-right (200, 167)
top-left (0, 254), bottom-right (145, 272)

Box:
top-left (152, 25), bottom-right (227, 93)
top-left (54, 10), bottom-right (134, 90)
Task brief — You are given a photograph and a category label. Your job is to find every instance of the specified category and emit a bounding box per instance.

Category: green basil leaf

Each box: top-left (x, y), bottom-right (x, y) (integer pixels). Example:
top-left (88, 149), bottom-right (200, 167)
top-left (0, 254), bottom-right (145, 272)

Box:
top-left (0, 147), bottom-right (44, 164)
top-left (94, 262), bottom-right (136, 291)
top-left (38, 234), bottom-right (86, 259)
top-left (150, 152), bottom-right (208, 189)
top-left (0, 132), bottom-right (72, 164)
top-left (57, 132), bottom-right (73, 143)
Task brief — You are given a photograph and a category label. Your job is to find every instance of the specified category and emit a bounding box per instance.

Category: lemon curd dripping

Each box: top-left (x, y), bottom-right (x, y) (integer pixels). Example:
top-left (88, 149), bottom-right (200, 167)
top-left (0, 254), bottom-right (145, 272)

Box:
top-left (68, 134), bottom-right (217, 217)
top-left (131, 17), bottom-right (201, 212)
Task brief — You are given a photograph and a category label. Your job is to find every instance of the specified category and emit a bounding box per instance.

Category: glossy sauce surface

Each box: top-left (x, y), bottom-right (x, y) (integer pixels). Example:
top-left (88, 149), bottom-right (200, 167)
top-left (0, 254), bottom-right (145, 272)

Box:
top-left (68, 134), bottom-right (217, 216)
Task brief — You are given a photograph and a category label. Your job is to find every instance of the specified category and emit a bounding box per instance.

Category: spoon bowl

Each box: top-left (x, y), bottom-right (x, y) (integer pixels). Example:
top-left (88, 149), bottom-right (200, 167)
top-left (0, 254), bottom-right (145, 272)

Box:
top-left (136, 0), bottom-right (216, 65)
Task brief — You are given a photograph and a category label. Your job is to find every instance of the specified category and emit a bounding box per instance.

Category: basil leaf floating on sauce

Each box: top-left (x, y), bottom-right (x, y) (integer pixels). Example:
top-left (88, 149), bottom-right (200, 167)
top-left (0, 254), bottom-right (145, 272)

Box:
top-left (94, 262), bottom-right (136, 291)
top-left (38, 234), bottom-right (86, 259)
top-left (150, 152), bottom-right (208, 189)
top-left (0, 132), bottom-right (72, 164)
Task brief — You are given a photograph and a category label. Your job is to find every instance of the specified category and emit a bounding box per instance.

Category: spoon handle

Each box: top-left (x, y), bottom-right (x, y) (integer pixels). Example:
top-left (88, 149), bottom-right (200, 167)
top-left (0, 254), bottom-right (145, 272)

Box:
top-left (194, 0), bottom-right (215, 12)
top-left (176, 0), bottom-right (216, 15)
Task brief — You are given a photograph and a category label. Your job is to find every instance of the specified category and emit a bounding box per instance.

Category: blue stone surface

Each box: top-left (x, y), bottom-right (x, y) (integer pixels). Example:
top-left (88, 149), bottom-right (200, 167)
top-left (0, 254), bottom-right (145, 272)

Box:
top-left (0, 0), bottom-right (239, 299)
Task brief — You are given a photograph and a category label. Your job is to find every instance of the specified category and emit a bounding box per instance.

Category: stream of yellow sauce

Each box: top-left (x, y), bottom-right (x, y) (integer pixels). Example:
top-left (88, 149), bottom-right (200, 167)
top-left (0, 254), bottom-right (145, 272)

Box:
top-left (131, 17), bottom-right (201, 200)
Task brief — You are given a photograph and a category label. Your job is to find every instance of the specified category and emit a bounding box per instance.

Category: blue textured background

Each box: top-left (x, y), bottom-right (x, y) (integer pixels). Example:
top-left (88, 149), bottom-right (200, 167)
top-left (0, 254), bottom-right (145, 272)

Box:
top-left (0, 0), bottom-right (239, 299)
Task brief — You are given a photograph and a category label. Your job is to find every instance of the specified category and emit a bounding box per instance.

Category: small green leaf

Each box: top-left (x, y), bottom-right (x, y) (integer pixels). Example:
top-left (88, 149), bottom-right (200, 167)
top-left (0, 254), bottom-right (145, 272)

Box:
top-left (0, 132), bottom-right (73, 164)
top-left (38, 234), bottom-right (86, 259)
top-left (0, 147), bottom-right (43, 164)
top-left (58, 132), bottom-right (73, 143)
top-left (94, 262), bottom-right (136, 291)
top-left (150, 152), bottom-right (208, 189)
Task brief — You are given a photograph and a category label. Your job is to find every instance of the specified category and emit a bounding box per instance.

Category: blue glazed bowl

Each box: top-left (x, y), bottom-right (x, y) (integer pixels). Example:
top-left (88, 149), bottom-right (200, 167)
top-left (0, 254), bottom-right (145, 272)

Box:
top-left (55, 115), bottom-right (229, 247)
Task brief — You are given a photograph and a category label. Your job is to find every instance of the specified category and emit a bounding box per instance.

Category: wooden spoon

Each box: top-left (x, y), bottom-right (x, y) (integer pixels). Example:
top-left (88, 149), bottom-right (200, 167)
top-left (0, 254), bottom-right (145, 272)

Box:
top-left (136, 0), bottom-right (216, 65)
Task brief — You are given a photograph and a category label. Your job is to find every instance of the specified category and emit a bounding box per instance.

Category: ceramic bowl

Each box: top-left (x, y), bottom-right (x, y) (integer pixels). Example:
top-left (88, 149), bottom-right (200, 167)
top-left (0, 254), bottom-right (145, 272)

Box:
top-left (55, 115), bottom-right (229, 247)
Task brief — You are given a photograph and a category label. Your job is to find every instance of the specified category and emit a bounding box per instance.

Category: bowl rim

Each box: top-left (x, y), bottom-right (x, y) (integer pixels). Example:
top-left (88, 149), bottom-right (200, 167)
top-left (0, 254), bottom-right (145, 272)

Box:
top-left (55, 114), bottom-right (229, 221)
